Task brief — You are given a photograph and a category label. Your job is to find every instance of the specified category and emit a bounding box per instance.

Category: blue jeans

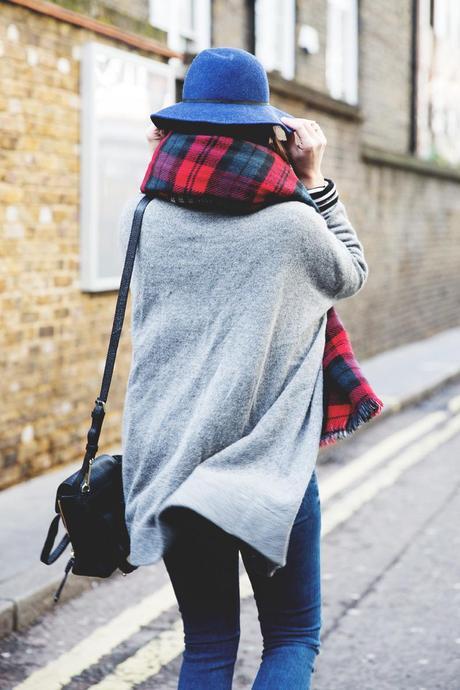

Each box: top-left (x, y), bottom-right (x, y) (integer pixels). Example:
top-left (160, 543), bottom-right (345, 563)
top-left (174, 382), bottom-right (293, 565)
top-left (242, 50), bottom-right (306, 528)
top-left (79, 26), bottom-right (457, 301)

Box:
top-left (162, 469), bottom-right (322, 689)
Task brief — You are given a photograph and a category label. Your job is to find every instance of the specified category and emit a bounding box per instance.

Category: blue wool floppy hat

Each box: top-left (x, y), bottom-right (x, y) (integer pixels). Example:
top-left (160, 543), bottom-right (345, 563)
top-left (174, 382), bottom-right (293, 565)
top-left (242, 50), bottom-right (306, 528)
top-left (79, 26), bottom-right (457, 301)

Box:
top-left (150, 47), bottom-right (296, 134)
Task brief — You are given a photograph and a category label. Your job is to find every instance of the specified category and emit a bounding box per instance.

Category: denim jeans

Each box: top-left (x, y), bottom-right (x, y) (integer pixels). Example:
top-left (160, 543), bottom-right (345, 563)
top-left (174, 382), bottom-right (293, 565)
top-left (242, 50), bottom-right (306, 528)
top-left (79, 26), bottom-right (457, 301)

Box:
top-left (162, 469), bottom-right (322, 689)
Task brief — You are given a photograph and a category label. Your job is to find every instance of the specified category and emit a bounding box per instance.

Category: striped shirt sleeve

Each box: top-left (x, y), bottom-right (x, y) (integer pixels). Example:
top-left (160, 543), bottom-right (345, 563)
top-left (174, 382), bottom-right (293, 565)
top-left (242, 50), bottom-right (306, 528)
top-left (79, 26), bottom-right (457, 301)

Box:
top-left (306, 177), bottom-right (339, 215)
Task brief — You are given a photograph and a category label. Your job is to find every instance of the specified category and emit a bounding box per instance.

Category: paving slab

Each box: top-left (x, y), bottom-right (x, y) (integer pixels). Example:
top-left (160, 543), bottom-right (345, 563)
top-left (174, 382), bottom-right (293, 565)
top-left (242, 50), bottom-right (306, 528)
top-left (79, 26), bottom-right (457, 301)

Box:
top-left (362, 326), bottom-right (460, 413)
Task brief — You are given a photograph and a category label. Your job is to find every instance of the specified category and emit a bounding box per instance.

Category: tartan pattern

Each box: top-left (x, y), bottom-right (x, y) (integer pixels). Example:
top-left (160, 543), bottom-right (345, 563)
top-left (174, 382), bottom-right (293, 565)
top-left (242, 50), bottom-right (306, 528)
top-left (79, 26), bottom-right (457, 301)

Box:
top-left (140, 131), bottom-right (384, 446)
top-left (141, 131), bottom-right (320, 213)
top-left (321, 307), bottom-right (383, 444)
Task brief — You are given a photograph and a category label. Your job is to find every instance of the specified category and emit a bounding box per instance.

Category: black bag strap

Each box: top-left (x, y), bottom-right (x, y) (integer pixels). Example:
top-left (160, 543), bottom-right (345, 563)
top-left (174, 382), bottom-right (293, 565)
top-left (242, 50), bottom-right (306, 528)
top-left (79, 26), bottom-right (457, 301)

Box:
top-left (98, 195), bottom-right (152, 404)
top-left (79, 195), bottom-right (152, 485)
top-left (41, 196), bottom-right (152, 566)
top-left (40, 514), bottom-right (71, 565)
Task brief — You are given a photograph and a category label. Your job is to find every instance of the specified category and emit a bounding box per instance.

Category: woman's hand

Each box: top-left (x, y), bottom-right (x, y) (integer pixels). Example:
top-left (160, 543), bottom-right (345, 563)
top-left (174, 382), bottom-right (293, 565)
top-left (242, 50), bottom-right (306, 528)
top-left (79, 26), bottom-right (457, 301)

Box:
top-left (280, 117), bottom-right (327, 188)
top-left (146, 124), bottom-right (167, 154)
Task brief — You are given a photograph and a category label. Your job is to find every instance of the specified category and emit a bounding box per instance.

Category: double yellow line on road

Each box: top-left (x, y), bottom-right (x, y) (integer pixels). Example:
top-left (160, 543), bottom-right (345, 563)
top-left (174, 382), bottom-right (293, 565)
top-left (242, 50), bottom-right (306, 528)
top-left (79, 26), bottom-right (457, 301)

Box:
top-left (14, 397), bottom-right (460, 690)
top-left (322, 409), bottom-right (460, 535)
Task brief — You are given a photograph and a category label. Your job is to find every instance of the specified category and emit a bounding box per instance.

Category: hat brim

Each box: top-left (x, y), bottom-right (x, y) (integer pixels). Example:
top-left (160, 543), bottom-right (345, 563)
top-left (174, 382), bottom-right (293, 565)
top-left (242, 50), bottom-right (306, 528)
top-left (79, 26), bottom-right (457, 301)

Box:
top-left (150, 101), bottom-right (295, 134)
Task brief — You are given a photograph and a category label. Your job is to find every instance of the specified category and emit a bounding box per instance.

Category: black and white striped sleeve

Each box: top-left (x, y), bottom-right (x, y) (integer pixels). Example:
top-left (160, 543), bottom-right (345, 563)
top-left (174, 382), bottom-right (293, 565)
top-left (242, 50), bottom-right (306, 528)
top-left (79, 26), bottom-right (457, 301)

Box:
top-left (306, 177), bottom-right (339, 215)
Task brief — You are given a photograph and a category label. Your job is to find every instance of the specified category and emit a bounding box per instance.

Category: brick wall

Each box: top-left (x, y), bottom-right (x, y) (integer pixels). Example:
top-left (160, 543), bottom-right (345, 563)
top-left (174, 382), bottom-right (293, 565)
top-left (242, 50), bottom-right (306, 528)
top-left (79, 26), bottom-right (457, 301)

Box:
top-left (360, 0), bottom-right (413, 153)
top-left (296, 0), bottom-right (328, 93)
top-left (0, 3), bottom-right (167, 489)
top-left (212, 0), bottom-right (251, 48)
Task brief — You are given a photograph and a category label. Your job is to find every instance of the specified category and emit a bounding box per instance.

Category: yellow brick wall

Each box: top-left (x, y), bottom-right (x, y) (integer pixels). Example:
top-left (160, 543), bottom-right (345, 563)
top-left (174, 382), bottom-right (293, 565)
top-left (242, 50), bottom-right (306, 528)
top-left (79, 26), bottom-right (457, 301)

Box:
top-left (0, 4), bottom-right (167, 489)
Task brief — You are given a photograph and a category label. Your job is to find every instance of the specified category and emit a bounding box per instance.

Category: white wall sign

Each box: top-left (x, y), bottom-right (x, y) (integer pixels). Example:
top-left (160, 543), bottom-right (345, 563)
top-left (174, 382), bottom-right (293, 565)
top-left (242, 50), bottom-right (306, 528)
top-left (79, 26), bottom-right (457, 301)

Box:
top-left (79, 42), bottom-right (175, 292)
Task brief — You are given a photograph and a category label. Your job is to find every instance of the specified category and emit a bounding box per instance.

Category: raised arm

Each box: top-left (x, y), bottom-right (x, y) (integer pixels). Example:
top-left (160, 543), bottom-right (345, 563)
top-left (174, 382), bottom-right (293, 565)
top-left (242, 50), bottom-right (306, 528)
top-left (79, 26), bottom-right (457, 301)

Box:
top-left (278, 116), bottom-right (369, 302)
top-left (295, 179), bottom-right (369, 301)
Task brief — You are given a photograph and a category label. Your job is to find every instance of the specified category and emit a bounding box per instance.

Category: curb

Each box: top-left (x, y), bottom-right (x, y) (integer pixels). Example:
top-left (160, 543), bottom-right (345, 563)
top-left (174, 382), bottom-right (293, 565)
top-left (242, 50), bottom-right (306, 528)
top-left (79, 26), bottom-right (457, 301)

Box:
top-left (0, 564), bottom-right (101, 638)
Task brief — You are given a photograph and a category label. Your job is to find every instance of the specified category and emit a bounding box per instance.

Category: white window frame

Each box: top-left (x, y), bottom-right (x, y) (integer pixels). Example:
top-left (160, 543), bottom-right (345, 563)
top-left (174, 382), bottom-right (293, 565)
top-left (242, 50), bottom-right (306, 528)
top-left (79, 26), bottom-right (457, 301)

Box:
top-left (326, 0), bottom-right (359, 105)
top-left (255, 0), bottom-right (296, 81)
top-left (79, 42), bottom-right (175, 292)
top-left (149, 0), bottom-right (211, 53)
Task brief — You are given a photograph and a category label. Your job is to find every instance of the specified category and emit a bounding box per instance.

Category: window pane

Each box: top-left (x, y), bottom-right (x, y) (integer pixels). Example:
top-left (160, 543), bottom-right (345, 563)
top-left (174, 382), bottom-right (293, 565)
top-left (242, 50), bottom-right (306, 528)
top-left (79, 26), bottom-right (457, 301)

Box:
top-left (179, 0), bottom-right (195, 35)
top-left (416, 0), bottom-right (460, 165)
top-left (255, 0), bottom-right (295, 79)
top-left (159, 0), bottom-right (209, 52)
top-left (326, 0), bottom-right (358, 104)
top-left (149, 0), bottom-right (170, 30)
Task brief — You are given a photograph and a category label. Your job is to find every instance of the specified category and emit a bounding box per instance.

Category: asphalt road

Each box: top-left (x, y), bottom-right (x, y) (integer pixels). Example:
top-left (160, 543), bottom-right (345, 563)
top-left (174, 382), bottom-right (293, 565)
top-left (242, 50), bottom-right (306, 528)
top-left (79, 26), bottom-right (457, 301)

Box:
top-left (1, 379), bottom-right (460, 690)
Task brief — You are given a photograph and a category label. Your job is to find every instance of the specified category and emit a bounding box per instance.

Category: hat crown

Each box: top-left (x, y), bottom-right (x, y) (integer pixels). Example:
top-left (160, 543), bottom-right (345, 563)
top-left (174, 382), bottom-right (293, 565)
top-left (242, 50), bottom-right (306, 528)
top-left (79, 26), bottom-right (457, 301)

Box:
top-left (182, 47), bottom-right (270, 103)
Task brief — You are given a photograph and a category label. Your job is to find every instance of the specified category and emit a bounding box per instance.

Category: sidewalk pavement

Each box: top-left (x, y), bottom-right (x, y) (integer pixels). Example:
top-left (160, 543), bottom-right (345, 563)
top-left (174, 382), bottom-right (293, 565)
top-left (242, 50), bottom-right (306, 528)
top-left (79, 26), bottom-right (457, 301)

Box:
top-left (1, 326), bottom-right (460, 639)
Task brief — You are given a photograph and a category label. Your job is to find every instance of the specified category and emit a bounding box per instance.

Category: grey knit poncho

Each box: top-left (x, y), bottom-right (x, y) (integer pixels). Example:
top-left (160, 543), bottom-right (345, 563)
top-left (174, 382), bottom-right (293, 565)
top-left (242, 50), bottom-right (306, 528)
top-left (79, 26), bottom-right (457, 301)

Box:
top-left (118, 193), bottom-right (368, 576)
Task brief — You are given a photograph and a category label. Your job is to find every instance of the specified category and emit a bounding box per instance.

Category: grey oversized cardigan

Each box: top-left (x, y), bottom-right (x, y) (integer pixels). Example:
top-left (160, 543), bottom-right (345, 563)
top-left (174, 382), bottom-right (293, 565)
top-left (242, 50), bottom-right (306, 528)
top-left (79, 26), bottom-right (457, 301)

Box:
top-left (118, 193), bottom-right (368, 576)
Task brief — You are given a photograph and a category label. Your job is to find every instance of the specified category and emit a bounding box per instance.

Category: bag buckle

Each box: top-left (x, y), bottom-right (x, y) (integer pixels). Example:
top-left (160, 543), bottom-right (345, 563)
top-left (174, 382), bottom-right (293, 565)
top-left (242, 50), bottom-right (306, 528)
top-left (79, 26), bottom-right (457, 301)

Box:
top-left (81, 397), bottom-right (106, 493)
top-left (81, 457), bottom-right (94, 493)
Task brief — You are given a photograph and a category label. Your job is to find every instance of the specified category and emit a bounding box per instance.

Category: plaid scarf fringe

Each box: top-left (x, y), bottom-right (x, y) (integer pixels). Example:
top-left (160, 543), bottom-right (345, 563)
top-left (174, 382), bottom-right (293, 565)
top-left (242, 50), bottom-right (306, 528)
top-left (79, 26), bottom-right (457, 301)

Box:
top-left (320, 397), bottom-right (384, 447)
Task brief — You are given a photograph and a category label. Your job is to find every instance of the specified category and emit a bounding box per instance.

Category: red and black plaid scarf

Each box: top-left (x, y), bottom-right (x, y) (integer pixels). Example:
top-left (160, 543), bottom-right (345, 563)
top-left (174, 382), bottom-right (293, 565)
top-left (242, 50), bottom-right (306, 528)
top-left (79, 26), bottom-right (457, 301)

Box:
top-left (140, 131), bottom-right (383, 446)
